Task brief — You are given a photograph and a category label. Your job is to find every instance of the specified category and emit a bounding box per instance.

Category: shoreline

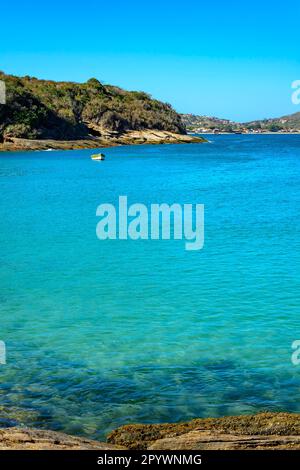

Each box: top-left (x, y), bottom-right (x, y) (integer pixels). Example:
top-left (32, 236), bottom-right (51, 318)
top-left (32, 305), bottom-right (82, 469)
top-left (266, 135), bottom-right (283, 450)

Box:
top-left (0, 130), bottom-right (207, 153)
top-left (188, 131), bottom-right (300, 135)
top-left (1, 412), bottom-right (300, 450)
top-left (1, 131), bottom-right (298, 153)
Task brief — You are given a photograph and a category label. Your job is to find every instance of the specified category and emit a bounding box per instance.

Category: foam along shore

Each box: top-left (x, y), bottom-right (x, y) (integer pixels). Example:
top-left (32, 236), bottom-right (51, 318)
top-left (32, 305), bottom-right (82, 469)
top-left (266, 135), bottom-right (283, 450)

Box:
top-left (2, 412), bottom-right (300, 450)
top-left (0, 130), bottom-right (207, 152)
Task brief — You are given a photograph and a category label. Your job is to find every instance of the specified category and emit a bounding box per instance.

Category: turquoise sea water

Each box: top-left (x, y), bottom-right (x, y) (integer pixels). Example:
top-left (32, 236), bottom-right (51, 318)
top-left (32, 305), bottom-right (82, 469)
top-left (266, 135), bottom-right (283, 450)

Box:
top-left (0, 135), bottom-right (300, 439)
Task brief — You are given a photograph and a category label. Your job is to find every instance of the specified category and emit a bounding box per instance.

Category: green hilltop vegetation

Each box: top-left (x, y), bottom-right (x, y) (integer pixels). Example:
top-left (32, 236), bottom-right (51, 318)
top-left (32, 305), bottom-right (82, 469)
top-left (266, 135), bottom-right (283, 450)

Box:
top-left (182, 113), bottom-right (300, 133)
top-left (0, 72), bottom-right (186, 142)
top-left (246, 112), bottom-right (300, 132)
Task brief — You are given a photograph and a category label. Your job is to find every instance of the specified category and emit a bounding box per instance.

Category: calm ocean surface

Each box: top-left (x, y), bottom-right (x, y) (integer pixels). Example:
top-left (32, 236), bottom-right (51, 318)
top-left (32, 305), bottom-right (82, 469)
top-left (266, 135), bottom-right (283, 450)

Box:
top-left (0, 135), bottom-right (299, 439)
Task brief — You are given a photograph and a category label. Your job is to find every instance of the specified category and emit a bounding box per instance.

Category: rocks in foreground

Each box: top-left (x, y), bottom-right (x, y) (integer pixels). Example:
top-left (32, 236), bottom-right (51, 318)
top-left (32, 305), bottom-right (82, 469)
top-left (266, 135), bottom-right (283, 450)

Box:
top-left (107, 412), bottom-right (300, 450)
top-left (2, 413), bottom-right (300, 450)
top-left (0, 427), bottom-right (124, 450)
top-left (148, 431), bottom-right (300, 450)
top-left (0, 130), bottom-right (206, 152)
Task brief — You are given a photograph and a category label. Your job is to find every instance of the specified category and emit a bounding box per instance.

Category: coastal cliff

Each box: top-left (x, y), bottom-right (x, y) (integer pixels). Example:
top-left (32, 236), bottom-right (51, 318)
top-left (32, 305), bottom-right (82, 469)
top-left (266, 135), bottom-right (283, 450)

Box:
top-left (1, 413), bottom-right (300, 450)
top-left (0, 72), bottom-right (206, 150)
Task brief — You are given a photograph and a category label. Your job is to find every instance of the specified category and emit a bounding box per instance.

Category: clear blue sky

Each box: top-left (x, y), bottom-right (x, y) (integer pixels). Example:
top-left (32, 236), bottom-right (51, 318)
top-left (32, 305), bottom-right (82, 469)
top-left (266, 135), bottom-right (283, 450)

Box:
top-left (1, 0), bottom-right (299, 121)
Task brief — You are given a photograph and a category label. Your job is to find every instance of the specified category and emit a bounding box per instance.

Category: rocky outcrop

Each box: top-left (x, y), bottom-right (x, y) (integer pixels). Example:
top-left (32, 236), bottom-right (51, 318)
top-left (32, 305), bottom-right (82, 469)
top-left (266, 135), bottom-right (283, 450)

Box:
top-left (0, 73), bottom-right (187, 143)
top-left (2, 412), bottom-right (300, 450)
top-left (148, 431), bottom-right (300, 450)
top-left (0, 130), bottom-right (206, 152)
top-left (107, 412), bottom-right (300, 450)
top-left (0, 427), bottom-right (125, 450)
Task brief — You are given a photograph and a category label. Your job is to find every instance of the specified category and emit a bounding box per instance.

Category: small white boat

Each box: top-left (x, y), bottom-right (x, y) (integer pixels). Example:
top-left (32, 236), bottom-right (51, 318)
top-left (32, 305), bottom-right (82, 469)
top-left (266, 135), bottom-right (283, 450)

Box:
top-left (91, 153), bottom-right (105, 161)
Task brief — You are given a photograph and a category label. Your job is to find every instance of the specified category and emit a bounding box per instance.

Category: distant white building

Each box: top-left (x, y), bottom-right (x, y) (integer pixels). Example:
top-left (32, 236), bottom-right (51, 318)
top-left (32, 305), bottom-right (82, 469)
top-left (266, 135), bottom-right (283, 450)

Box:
top-left (0, 80), bottom-right (6, 104)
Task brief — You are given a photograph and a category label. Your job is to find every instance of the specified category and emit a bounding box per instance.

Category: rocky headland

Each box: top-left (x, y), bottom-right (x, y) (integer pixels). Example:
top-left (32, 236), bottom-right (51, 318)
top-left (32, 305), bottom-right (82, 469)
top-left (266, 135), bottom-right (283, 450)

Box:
top-left (0, 72), bottom-right (206, 152)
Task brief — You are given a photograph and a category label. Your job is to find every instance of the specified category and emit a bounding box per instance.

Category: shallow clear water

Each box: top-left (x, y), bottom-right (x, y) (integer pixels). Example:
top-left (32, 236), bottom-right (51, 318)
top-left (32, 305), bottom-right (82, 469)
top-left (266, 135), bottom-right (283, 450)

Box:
top-left (0, 135), bottom-right (300, 439)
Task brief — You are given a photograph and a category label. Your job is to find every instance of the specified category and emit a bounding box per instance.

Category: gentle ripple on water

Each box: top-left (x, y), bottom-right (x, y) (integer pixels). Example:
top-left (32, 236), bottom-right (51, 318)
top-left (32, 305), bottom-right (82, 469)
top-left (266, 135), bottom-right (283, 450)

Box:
top-left (0, 134), bottom-right (299, 439)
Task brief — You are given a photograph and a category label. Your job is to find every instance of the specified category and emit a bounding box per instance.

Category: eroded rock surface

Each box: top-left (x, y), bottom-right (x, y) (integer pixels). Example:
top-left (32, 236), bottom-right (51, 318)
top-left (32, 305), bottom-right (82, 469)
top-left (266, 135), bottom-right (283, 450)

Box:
top-left (0, 427), bottom-right (124, 450)
top-left (108, 412), bottom-right (300, 450)
top-left (0, 131), bottom-right (206, 152)
top-left (148, 430), bottom-right (300, 450)
top-left (2, 412), bottom-right (300, 450)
